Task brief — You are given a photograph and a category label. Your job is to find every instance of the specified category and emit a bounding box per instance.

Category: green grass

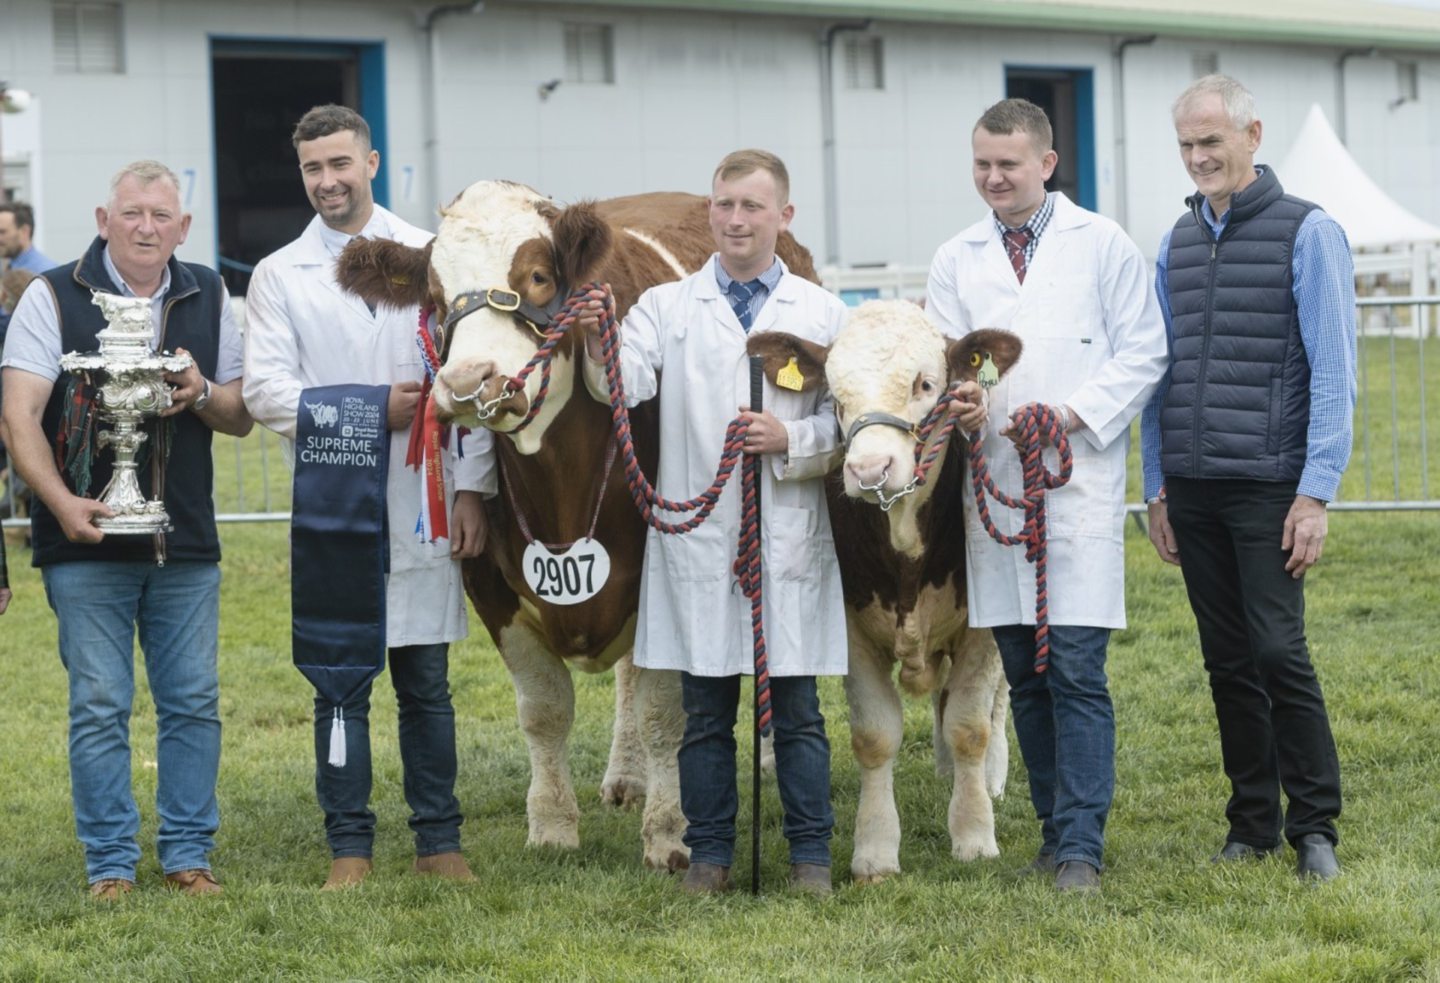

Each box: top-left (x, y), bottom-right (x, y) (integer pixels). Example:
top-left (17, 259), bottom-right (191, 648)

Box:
top-left (1346, 336), bottom-right (1440, 503)
top-left (1, 510), bottom-right (1437, 979)
top-left (0, 336), bottom-right (1436, 979)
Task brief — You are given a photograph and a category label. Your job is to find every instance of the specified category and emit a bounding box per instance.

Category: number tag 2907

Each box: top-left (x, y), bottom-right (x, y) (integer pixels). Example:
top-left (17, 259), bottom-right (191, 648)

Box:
top-left (522, 538), bottom-right (611, 606)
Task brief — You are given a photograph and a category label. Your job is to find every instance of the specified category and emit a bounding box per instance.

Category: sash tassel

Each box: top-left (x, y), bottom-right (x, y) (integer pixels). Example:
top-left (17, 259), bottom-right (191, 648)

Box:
top-left (328, 707), bottom-right (347, 768)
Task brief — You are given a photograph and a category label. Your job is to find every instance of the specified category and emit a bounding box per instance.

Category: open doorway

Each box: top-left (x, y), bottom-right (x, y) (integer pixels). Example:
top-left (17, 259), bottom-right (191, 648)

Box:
top-left (210, 39), bottom-right (386, 294)
top-left (1005, 67), bottom-right (1095, 211)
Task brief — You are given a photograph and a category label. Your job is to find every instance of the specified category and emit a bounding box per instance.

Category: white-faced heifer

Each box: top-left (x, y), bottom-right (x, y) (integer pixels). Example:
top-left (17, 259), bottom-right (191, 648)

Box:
top-left (748, 299), bottom-right (1022, 883)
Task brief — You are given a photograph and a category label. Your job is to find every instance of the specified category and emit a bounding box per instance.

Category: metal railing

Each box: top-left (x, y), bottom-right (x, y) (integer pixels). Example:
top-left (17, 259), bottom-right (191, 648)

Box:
top-left (3, 294), bottom-right (1436, 536)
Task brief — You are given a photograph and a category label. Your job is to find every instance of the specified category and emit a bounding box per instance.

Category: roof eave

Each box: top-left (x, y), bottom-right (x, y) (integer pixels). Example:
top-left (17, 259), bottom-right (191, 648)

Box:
top-left (495, 0), bottom-right (1440, 52)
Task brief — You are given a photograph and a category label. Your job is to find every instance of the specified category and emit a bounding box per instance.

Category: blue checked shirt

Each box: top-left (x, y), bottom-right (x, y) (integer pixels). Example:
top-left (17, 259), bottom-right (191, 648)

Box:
top-left (1140, 178), bottom-right (1358, 502)
top-left (993, 191), bottom-right (1057, 264)
top-left (715, 257), bottom-right (783, 327)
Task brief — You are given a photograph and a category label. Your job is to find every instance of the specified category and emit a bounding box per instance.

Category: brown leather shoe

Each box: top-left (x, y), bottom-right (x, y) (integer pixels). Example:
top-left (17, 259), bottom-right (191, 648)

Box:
top-left (89, 878), bottom-right (134, 901)
top-left (413, 851), bottom-right (475, 881)
top-left (679, 861), bottom-right (732, 895)
top-left (788, 863), bottom-right (833, 896)
top-left (1054, 860), bottom-right (1101, 894)
top-left (321, 856), bottom-right (373, 890)
top-left (164, 868), bottom-right (223, 896)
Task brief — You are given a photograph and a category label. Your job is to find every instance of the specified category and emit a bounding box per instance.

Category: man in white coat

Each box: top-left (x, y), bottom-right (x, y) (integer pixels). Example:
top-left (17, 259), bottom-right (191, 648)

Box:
top-left (926, 99), bottom-right (1166, 893)
top-left (579, 149), bottom-right (847, 895)
top-left (243, 105), bottom-right (495, 890)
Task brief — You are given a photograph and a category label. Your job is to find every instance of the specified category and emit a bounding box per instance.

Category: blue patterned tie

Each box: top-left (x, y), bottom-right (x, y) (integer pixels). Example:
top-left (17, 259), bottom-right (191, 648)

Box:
top-left (726, 278), bottom-right (763, 331)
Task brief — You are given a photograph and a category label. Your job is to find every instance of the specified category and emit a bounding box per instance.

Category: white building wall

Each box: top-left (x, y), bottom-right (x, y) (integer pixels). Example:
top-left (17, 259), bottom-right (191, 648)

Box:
top-left (428, 5), bottom-right (831, 255)
top-left (0, 0), bottom-right (430, 266)
top-left (1119, 37), bottom-right (1440, 259)
top-left (3, 0), bottom-right (1438, 273)
top-left (829, 22), bottom-right (1122, 267)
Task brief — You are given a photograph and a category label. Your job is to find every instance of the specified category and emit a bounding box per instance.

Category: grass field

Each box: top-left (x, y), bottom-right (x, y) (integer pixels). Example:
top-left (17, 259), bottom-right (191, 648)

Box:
top-left (1, 340), bottom-right (1437, 980)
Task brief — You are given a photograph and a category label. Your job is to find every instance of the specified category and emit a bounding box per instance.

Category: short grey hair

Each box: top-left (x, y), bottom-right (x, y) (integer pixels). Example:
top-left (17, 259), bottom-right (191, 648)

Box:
top-left (1173, 74), bottom-right (1256, 129)
top-left (107, 160), bottom-right (182, 209)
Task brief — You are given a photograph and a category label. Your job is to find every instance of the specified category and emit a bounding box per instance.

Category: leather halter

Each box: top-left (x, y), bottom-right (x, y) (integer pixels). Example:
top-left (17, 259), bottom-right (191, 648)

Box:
top-left (844, 411), bottom-right (919, 447)
top-left (437, 287), bottom-right (554, 363)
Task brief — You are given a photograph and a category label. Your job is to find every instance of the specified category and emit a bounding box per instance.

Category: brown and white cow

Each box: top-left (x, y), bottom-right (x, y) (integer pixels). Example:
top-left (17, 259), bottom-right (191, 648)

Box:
top-left (749, 300), bottom-right (1022, 882)
top-left (337, 180), bottom-right (820, 870)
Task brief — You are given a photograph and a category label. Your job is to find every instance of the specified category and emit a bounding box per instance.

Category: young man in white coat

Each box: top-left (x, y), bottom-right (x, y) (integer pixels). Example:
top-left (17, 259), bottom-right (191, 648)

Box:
top-left (243, 104), bottom-right (495, 890)
top-left (579, 149), bottom-right (847, 895)
top-left (926, 99), bottom-right (1167, 893)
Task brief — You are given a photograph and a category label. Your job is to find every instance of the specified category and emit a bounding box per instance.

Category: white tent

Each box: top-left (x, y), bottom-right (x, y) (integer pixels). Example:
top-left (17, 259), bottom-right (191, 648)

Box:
top-left (1278, 104), bottom-right (1440, 249)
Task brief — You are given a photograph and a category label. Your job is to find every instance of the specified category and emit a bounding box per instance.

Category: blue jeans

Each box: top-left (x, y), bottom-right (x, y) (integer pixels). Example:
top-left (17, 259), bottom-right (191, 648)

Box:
top-left (993, 623), bottom-right (1113, 869)
top-left (314, 643), bottom-right (462, 858)
top-left (679, 672), bottom-right (833, 868)
top-left (42, 560), bottom-right (222, 884)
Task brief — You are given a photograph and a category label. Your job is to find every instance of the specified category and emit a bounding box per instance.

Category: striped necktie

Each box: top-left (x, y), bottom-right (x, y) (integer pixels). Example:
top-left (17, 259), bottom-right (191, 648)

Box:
top-left (726, 277), bottom-right (763, 331)
top-left (1003, 227), bottom-right (1033, 285)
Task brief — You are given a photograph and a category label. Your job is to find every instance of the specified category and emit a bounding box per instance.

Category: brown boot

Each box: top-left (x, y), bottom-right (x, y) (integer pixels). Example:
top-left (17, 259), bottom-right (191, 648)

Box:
top-left (679, 862), bottom-right (732, 895)
top-left (788, 863), bottom-right (833, 896)
top-left (412, 851), bottom-right (475, 881)
top-left (164, 868), bottom-right (223, 896)
top-left (88, 878), bottom-right (134, 901)
top-left (321, 856), bottom-right (373, 890)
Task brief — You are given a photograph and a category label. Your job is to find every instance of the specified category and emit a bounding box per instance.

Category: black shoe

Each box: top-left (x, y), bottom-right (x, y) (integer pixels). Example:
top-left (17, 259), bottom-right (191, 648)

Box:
top-left (1211, 841), bottom-right (1281, 863)
top-left (1054, 860), bottom-right (1101, 894)
top-left (1017, 852), bottom-right (1057, 877)
top-left (1295, 834), bottom-right (1340, 882)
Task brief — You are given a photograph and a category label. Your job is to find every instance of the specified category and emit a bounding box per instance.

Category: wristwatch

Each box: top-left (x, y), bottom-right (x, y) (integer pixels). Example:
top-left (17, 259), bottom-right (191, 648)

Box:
top-left (191, 378), bottom-right (212, 412)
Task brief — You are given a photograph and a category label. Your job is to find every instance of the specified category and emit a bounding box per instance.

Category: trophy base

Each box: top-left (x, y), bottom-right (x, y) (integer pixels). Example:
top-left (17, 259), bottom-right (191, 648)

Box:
top-left (95, 511), bottom-right (175, 536)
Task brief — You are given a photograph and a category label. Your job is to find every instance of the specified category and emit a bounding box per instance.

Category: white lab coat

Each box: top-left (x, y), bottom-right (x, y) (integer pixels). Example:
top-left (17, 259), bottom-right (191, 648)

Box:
top-left (584, 256), bottom-right (848, 676)
top-left (926, 193), bottom-right (1166, 629)
top-left (243, 207), bottom-right (497, 647)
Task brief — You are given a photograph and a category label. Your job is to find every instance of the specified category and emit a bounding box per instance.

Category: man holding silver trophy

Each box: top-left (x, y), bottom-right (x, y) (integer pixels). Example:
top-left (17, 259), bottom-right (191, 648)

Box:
top-left (0, 160), bottom-right (252, 900)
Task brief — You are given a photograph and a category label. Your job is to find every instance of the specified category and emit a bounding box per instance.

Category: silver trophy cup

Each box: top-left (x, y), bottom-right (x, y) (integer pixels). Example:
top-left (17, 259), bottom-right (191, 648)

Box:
top-left (58, 292), bottom-right (194, 534)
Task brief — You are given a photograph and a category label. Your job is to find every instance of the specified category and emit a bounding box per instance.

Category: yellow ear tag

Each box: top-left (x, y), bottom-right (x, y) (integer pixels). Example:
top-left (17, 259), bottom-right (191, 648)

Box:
top-left (776, 356), bottom-right (805, 392)
top-left (977, 352), bottom-right (1000, 390)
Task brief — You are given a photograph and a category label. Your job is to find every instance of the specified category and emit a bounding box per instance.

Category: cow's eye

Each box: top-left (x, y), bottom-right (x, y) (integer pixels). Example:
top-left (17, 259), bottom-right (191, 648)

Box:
top-left (531, 271), bottom-right (549, 285)
top-left (969, 352), bottom-right (982, 367)
top-left (920, 380), bottom-right (935, 394)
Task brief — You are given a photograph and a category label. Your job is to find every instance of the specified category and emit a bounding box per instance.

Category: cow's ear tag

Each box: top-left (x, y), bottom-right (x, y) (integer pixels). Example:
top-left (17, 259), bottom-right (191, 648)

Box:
top-left (977, 352), bottom-right (1000, 390)
top-left (777, 356), bottom-right (805, 392)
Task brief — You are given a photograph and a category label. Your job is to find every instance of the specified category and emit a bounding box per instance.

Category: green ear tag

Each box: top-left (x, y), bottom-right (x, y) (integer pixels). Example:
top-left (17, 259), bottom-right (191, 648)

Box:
top-left (977, 352), bottom-right (1000, 390)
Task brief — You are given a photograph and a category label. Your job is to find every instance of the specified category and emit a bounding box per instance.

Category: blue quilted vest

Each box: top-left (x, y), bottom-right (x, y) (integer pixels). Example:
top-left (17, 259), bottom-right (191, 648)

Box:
top-left (1160, 166), bottom-right (1317, 484)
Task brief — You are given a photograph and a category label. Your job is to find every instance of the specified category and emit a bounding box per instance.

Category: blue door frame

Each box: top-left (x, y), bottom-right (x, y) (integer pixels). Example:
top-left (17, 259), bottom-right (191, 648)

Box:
top-left (208, 37), bottom-right (388, 274)
top-left (1004, 65), bottom-right (1096, 212)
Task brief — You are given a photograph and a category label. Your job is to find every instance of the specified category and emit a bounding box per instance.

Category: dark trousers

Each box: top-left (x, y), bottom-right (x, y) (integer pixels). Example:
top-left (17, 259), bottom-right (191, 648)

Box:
top-left (1166, 477), bottom-right (1342, 847)
top-left (678, 672), bottom-right (833, 868)
top-left (314, 642), bottom-right (463, 858)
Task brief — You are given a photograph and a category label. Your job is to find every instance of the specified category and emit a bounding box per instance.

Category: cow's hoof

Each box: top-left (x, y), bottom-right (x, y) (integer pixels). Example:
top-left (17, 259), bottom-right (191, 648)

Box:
top-left (599, 776), bottom-right (646, 809)
top-left (526, 828), bottom-right (581, 851)
top-left (951, 838), bottom-right (1000, 862)
top-left (850, 855), bottom-right (900, 884)
top-left (645, 848), bottom-right (689, 873)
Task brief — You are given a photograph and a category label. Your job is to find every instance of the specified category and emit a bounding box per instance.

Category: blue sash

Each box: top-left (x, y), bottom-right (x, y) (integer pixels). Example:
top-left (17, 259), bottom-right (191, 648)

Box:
top-left (292, 384), bottom-right (390, 767)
